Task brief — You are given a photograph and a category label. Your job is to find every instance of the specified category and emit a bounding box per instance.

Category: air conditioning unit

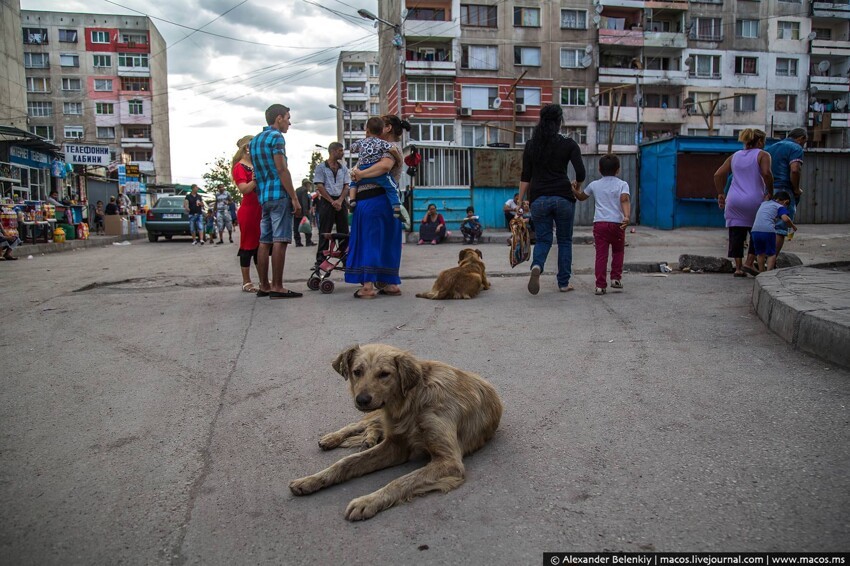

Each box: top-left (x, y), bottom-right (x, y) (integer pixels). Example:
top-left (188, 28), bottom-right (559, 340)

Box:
top-left (515, 104), bottom-right (527, 113)
top-left (458, 107), bottom-right (473, 117)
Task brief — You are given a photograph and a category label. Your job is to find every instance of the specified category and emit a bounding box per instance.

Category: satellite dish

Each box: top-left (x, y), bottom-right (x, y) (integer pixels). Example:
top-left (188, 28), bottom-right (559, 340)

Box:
top-left (592, 15), bottom-right (601, 24)
top-left (818, 60), bottom-right (831, 73)
top-left (492, 97), bottom-right (502, 109)
top-left (581, 55), bottom-right (593, 68)
top-left (836, 99), bottom-right (848, 110)
top-left (585, 44), bottom-right (593, 54)
top-left (684, 57), bottom-right (694, 68)
top-left (595, 4), bottom-right (603, 14)
top-left (401, 8), bottom-right (408, 19)
top-left (809, 85), bottom-right (819, 95)
top-left (807, 31), bottom-right (817, 41)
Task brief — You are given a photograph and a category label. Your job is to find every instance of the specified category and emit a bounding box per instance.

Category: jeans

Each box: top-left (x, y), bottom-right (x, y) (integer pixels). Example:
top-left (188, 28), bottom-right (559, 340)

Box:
top-left (530, 195), bottom-right (575, 288)
top-left (188, 213), bottom-right (204, 238)
top-left (259, 197), bottom-right (293, 244)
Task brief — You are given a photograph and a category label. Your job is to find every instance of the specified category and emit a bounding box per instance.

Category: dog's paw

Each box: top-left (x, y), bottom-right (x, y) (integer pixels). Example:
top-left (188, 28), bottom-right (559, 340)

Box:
top-left (345, 494), bottom-right (384, 521)
top-left (289, 475), bottom-right (324, 496)
top-left (318, 432), bottom-right (344, 450)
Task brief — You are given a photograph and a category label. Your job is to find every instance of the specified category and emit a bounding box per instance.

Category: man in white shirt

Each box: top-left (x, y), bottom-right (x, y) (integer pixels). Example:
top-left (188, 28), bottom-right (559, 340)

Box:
top-left (312, 142), bottom-right (351, 265)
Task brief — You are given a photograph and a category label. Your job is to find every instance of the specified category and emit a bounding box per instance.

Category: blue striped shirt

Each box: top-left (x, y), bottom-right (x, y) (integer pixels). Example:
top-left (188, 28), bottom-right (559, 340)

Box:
top-left (249, 126), bottom-right (287, 204)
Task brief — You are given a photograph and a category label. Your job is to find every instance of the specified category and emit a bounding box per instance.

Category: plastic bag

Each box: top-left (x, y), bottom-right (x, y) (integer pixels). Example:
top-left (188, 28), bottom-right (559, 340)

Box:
top-left (298, 216), bottom-right (312, 234)
top-left (509, 216), bottom-right (530, 268)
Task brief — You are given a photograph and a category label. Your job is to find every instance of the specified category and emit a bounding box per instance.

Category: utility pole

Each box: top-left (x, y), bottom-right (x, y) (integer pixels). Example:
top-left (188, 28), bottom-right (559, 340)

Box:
top-left (505, 71), bottom-right (527, 148)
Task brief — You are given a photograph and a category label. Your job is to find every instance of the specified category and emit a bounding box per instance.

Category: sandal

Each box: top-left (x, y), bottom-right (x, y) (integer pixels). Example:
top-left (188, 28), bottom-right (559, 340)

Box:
top-left (377, 288), bottom-right (401, 296)
top-left (733, 271), bottom-right (748, 278)
top-left (242, 283), bottom-right (258, 293)
top-left (353, 289), bottom-right (376, 299)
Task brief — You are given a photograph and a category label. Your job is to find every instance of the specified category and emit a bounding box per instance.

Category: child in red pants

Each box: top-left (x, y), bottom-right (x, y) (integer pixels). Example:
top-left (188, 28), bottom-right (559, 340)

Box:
top-left (573, 154), bottom-right (631, 295)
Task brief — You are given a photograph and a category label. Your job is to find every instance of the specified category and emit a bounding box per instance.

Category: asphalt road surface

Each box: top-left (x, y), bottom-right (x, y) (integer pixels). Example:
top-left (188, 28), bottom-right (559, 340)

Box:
top-left (1, 235), bottom-right (848, 564)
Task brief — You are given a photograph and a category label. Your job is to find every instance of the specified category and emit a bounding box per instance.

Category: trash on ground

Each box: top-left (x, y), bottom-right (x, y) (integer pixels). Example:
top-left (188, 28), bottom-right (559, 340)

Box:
top-left (27, 255), bottom-right (33, 260)
top-left (112, 241), bottom-right (132, 246)
top-left (659, 262), bottom-right (673, 273)
top-left (647, 273), bottom-right (669, 277)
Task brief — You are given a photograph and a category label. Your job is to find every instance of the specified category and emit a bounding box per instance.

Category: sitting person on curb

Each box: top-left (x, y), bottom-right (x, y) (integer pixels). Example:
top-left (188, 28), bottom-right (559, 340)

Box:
top-left (1, 224), bottom-right (22, 260)
top-left (460, 206), bottom-right (483, 244)
top-left (503, 193), bottom-right (519, 228)
top-left (418, 203), bottom-right (446, 245)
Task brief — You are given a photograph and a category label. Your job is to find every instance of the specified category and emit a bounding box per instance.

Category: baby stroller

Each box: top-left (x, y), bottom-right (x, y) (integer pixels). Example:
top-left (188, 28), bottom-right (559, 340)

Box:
top-left (307, 232), bottom-right (349, 294)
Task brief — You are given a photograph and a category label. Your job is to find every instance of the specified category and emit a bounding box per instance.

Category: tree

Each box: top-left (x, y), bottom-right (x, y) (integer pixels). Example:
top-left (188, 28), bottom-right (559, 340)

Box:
top-left (202, 154), bottom-right (240, 203)
top-left (307, 151), bottom-right (323, 184)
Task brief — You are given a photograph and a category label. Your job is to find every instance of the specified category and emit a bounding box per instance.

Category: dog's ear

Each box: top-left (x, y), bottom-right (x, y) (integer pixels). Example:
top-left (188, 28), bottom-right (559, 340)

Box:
top-left (332, 345), bottom-right (360, 380)
top-left (395, 351), bottom-right (423, 396)
top-left (458, 249), bottom-right (466, 264)
top-left (475, 248), bottom-right (482, 259)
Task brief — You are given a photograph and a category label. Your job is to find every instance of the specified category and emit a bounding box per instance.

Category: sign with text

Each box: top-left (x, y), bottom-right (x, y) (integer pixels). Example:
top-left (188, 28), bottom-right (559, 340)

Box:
top-left (126, 164), bottom-right (140, 176)
top-left (63, 144), bottom-right (110, 166)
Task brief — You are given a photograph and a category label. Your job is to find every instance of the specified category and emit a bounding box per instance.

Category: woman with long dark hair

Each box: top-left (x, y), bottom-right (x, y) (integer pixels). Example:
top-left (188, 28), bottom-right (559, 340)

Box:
top-left (518, 104), bottom-right (586, 294)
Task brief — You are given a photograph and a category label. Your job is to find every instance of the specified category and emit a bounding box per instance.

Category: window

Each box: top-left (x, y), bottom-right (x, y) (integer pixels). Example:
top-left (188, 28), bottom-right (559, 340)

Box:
top-left (597, 122), bottom-right (637, 146)
top-left (461, 125), bottom-right (498, 146)
top-left (92, 54), bottom-right (112, 67)
top-left (644, 93), bottom-right (678, 108)
top-left (461, 85), bottom-right (498, 110)
top-left (690, 91), bottom-right (721, 115)
top-left (27, 101), bottom-right (52, 117)
top-left (516, 126), bottom-right (535, 145)
top-left (23, 28), bottom-right (48, 44)
top-left (461, 45), bottom-right (498, 70)
top-left (97, 127), bottom-right (116, 139)
top-left (26, 77), bottom-right (50, 93)
top-left (370, 103), bottom-right (380, 114)
top-left (369, 84), bottom-right (380, 96)
top-left (94, 79), bottom-right (113, 91)
top-left (128, 100), bottom-right (144, 115)
top-left (690, 55), bottom-right (721, 78)
top-left (734, 57), bottom-right (758, 75)
top-left (560, 48), bottom-right (584, 69)
top-left (692, 18), bottom-right (722, 41)
top-left (409, 120), bottom-right (455, 142)
top-left (64, 126), bottom-right (84, 140)
top-left (734, 94), bottom-right (757, 112)
top-left (368, 64), bottom-right (379, 77)
top-left (408, 79), bottom-right (454, 102)
top-left (774, 94), bottom-right (797, 112)
top-left (561, 126), bottom-right (588, 144)
top-left (514, 46), bottom-right (541, 66)
top-left (736, 20), bottom-right (759, 38)
top-left (776, 58), bottom-right (798, 77)
top-left (58, 29), bottom-right (78, 42)
top-left (561, 10), bottom-right (587, 29)
top-left (61, 78), bottom-right (82, 91)
top-left (96, 102), bottom-right (115, 115)
top-left (516, 87), bottom-right (541, 106)
top-left (91, 30), bottom-right (110, 44)
top-left (812, 28), bottom-right (832, 41)
top-left (514, 7), bottom-right (541, 27)
top-left (24, 53), bottom-right (49, 68)
top-left (561, 88), bottom-right (586, 106)
top-left (127, 149), bottom-right (152, 161)
top-left (63, 102), bottom-right (83, 115)
top-left (120, 77), bottom-right (150, 91)
top-left (461, 5), bottom-right (497, 28)
top-left (120, 33), bottom-right (148, 45)
top-left (124, 125), bottom-right (151, 138)
top-left (29, 125), bottom-right (54, 140)
top-left (59, 54), bottom-right (80, 67)
top-left (407, 8), bottom-right (445, 20)
top-left (777, 21), bottom-right (800, 40)
top-left (118, 53), bottom-right (149, 68)
top-left (646, 20), bottom-right (672, 32)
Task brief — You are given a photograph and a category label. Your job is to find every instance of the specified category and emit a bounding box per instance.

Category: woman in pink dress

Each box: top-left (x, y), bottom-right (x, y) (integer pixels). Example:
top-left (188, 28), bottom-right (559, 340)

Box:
top-left (231, 135), bottom-right (267, 292)
top-left (713, 129), bottom-right (774, 277)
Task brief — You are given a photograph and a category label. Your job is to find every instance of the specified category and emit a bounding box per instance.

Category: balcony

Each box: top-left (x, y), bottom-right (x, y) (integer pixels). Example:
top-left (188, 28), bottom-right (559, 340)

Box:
top-left (643, 31), bottom-right (687, 49)
top-left (348, 111), bottom-right (368, 120)
top-left (808, 111), bottom-right (849, 127)
top-left (599, 28), bottom-right (644, 46)
top-left (645, 0), bottom-right (689, 10)
top-left (132, 160), bottom-right (155, 174)
top-left (812, 39), bottom-right (850, 56)
top-left (810, 75), bottom-right (850, 92)
top-left (117, 66), bottom-right (150, 77)
top-left (341, 89), bottom-right (368, 102)
top-left (598, 0), bottom-right (645, 8)
top-left (341, 71), bottom-right (367, 82)
top-left (405, 60), bottom-right (456, 76)
top-left (404, 18), bottom-right (460, 40)
top-left (121, 137), bottom-right (152, 148)
top-left (597, 106), bottom-right (638, 122)
top-left (641, 107), bottom-right (687, 123)
top-left (812, 0), bottom-right (850, 18)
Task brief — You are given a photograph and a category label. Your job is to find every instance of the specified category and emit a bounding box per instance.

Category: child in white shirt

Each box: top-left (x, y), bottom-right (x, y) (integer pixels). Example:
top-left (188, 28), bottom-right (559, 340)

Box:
top-left (573, 154), bottom-right (631, 295)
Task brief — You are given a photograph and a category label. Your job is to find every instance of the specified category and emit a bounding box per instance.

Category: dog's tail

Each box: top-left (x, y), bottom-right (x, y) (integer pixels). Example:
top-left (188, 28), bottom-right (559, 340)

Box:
top-left (415, 289), bottom-right (439, 300)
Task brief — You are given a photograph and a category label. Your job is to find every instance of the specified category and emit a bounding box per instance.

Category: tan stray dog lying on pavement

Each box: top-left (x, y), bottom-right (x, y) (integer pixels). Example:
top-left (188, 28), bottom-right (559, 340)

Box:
top-left (415, 248), bottom-right (490, 300)
top-left (289, 343), bottom-right (503, 521)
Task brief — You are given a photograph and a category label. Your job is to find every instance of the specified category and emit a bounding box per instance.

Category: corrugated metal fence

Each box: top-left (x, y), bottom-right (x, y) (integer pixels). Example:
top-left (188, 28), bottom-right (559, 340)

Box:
top-left (796, 150), bottom-right (850, 224)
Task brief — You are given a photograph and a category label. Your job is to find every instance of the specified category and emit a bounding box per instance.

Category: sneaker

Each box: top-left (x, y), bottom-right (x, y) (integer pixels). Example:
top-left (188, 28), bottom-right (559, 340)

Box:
top-left (418, 239), bottom-right (425, 245)
top-left (559, 284), bottom-right (574, 292)
top-left (595, 287), bottom-right (606, 295)
top-left (192, 240), bottom-right (197, 246)
top-left (611, 280), bottom-right (623, 290)
top-left (199, 240), bottom-right (204, 245)
top-left (528, 265), bottom-right (541, 295)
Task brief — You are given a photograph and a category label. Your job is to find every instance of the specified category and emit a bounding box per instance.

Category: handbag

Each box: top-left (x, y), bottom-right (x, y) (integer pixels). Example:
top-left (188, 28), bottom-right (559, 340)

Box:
top-left (298, 216), bottom-right (312, 235)
top-left (509, 215), bottom-right (530, 268)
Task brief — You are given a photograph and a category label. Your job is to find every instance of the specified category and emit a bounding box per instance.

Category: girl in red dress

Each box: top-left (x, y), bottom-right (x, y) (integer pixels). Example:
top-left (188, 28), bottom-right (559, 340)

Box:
top-left (231, 135), bottom-right (266, 292)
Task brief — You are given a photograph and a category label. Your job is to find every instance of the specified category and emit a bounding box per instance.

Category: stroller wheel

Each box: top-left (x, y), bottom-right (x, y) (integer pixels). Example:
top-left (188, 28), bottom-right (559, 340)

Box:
top-left (307, 275), bottom-right (321, 291)
top-left (320, 279), bottom-right (335, 294)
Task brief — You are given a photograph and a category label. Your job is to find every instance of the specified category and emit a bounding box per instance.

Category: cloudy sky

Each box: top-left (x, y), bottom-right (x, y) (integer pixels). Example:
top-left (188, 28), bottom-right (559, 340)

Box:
top-left (22, 0), bottom-right (380, 185)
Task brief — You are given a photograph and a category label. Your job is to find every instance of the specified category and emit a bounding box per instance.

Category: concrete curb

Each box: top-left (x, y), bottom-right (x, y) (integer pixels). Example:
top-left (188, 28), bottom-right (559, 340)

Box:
top-left (16, 232), bottom-right (147, 256)
top-left (752, 265), bottom-right (850, 368)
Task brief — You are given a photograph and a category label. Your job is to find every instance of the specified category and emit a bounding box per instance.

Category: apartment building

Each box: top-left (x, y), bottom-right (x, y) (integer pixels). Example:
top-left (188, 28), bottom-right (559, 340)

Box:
top-left (366, 0), bottom-right (849, 152)
top-left (20, 10), bottom-right (172, 183)
top-left (1, 0), bottom-right (28, 130)
top-left (335, 51), bottom-right (382, 164)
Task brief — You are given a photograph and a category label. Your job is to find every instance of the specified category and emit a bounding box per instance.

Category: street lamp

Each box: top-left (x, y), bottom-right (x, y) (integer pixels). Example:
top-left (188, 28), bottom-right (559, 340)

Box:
top-left (329, 104), bottom-right (352, 169)
top-left (358, 7), bottom-right (403, 118)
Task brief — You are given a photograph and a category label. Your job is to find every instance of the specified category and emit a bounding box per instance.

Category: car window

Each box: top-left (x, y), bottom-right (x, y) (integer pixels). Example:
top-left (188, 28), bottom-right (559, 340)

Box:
top-left (155, 197), bottom-right (185, 208)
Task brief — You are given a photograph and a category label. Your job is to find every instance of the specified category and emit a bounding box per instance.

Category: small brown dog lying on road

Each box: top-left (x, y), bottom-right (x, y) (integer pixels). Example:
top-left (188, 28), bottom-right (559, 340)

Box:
top-left (289, 344), bottom-right (503, 521)
top-left (415, 248), bottom-right (490, 300)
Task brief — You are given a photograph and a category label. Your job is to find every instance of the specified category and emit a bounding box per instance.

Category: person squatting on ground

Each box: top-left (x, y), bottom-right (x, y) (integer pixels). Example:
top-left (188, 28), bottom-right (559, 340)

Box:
top-left (713, 128), bottom-right (773, 278)
top-left (312, 142), bottom-right (350, 267)
top-left (231, 134), bottom-right (268, 293)
top-left (183, 184), bottom-right (205, 245)
top-left (766, 128), bottom-right (806, 256)
top-left (460, 206), bottom-right (483, 245)
top-left (293, 178), bottom-right (315, 247)
top-left (751, 191), bottom-right (798, 273)
top-left (573, 154), bottom-right (630, 296)
top-left (348, 117), bottom-right (401, 218)
top-left (215, 186), bottom-right (234, 244)
top-left (248, 103), bottom-right (302, 299)
top-left (519, 103), bottom-right (586, 294)
top-left (418, 203), bottom-right (447, 245)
